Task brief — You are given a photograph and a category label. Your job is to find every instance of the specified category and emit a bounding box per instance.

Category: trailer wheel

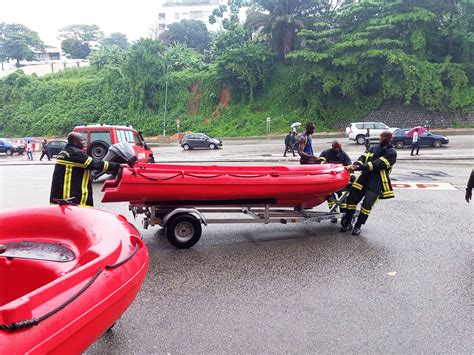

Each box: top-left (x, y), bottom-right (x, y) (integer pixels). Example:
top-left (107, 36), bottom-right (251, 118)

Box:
top-left (166, 214), bottom-right (202, 249)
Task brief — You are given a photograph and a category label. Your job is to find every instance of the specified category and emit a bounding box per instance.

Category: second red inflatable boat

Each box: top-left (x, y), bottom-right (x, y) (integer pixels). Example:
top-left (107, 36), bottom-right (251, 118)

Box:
top-left (102, 163), bottom-right (349, 208)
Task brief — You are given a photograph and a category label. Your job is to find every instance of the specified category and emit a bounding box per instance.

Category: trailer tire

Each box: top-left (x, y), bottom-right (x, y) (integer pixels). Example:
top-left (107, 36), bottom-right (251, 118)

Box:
top-left (166, 214), bottom-right (202, 249)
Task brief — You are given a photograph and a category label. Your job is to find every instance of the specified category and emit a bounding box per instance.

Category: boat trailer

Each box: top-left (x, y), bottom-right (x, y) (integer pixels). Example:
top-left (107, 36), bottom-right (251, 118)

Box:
top-left (130, 191), bottom-right (350, 249)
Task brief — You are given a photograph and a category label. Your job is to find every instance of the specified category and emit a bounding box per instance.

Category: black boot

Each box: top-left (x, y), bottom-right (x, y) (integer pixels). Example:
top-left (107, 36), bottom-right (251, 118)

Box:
top-left (351, 224), bottom-right (362, 236)
top-left (340, 219), bottom-right (353, 232)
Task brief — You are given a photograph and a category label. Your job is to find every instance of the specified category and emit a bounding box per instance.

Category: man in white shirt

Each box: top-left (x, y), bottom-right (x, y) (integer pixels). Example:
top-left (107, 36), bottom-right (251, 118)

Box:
top-left (410, 128), bottom-right (420, 156)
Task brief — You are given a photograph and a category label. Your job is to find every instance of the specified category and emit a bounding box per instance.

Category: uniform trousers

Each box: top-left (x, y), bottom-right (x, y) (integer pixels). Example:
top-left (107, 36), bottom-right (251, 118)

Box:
top-left (342, 187), bottom-right (379, 226)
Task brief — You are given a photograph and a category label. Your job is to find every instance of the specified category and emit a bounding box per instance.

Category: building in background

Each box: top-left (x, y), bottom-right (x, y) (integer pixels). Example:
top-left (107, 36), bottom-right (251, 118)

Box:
top-left (35, 45), bottom-right (62, 62)
top-left (156, 0), bottom-right (226, 33)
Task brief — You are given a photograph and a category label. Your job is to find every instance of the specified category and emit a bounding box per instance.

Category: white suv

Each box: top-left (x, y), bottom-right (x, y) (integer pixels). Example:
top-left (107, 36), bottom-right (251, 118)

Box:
top-left (345, 122), bottom-right (398, 144)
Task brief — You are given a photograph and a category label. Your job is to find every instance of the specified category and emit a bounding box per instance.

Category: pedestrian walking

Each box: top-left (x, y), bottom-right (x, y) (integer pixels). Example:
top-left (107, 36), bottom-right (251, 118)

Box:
top-left (340, 131), bottom-right (397, 236)
top-left (40, 139), bottom-right (51, 161)
top-left (283, 131), bottom-right (297, 157)
top-left (411, 128), bottom-right (420, 156)
top-left (365, 129), bottom-right (371, 150)
top-left (26, 141), bottom-right (33, 160)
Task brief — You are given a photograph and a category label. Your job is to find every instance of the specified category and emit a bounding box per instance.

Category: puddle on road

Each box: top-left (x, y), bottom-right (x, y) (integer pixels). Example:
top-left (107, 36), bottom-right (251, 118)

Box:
top-left (392, 170), bottom-right (451, 182)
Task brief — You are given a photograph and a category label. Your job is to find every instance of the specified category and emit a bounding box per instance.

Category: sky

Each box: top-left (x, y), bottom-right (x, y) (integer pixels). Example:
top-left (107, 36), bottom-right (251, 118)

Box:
top-left (1, 0), bottom-right (162, 47)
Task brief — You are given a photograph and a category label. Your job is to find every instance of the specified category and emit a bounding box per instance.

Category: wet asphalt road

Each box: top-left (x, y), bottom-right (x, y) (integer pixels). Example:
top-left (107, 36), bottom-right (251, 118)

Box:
top-left (0, 135), bottom-right (473, 353)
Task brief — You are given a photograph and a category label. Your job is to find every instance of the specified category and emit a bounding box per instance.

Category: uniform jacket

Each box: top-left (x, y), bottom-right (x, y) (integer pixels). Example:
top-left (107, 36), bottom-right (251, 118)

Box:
top-left (50, 144), bottom-right (119, 207)
top-left (353, 143), bottom-right (397, 199)
top-left (319, 148), bottom-right (351, 166)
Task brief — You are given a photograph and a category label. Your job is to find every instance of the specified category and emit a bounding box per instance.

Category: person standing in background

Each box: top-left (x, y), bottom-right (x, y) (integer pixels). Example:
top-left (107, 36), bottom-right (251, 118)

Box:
top-left (298, 122), bottom-right (317, 164)
top-left (411, 128), bottom-right (420, 156)
top-left (365, 129), bottom-right (371, 150)
top-left (26, 141), bottom-right (33, 160)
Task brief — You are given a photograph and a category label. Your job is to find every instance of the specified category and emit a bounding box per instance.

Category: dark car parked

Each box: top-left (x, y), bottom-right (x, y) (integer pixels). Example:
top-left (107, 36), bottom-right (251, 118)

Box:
top-left (391, 129), bottom-right (449, 149)
top-left (46, 139), bottom-right (67, 157)
top-left (181, 133), bottom-right (222, 150)
top-left (0, 139), bottom-right (24, 155)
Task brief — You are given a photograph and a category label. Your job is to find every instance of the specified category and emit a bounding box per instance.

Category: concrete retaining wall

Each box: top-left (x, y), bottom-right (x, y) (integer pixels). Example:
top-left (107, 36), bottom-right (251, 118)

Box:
top-left (337, 100), bottom-right (474, 129)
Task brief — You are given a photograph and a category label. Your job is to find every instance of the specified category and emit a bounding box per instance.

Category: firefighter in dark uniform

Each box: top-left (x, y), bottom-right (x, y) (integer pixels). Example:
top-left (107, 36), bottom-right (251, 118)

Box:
top-left (340, 131), bottom-right (397, 236)
top-left (318, 140), bottom-right (352, 222)
top-left (50, 132), bottom-right (120, 207)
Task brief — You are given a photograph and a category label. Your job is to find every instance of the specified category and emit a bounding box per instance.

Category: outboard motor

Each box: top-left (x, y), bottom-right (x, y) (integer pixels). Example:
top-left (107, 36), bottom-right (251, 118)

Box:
top-left (103, 141), bottom-right (138, 167)
top-left (92, 142), bottom-right (137, 181)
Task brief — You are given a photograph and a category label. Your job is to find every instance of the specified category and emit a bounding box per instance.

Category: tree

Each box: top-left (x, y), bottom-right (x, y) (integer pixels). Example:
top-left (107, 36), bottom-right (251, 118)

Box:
top-left (214, 25), bottom-right (272, 104)
top-left (90, 45), bottom-right (126, 69)
top-left (0, 23), bottom-right (44, 67)
top-left (58, 24), bottom-right (103, 59)
top-left (246, 0), bottom-right (340, 61)
top-left (159, 20), bottom-right (211, 53)
top-left (164, 42), bottom-right (205, 71)
top-left (102, 32), bottom-right (129, 50)
top-left (289, 0), bottom-right (473, 112)
top-left (122, 39), bottom-right (166, 112)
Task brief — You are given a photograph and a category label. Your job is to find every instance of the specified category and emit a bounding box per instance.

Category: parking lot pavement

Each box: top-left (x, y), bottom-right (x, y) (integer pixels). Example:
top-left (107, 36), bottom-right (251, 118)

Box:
top-left (1, 138), bottom-right (473, 353)
top-left (1, 134), bottom-right (473, 165)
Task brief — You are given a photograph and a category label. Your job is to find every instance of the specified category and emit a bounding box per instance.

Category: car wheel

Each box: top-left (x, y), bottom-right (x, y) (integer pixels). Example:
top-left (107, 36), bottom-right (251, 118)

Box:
top-left (395, 141), bottom-right (404, 149)
top-left (88, 141), bottom-right (109, 160)
top-left (148, 155), bottom-right (155, 163)
top-left (209, 143), bottom-right (216, 150)
top-left (183, 144), bottom-right (190, 150)
top-left (432, 140), bottom-right (442, 148)
top-left (5, 149), bottom-right (13, 156)
top-left (356, 135), bottom-right (365, 145)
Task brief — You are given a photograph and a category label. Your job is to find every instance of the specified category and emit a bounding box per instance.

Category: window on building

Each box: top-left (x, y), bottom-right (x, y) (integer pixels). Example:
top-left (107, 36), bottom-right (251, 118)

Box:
top-left (159, 24), bottom-right (166, 31)
top-left (190, 11), bottom-right (202, 19)
top-left (175, 12), bottom-right (180, 19)
top-left (158, 13), bottom-right (165, 20)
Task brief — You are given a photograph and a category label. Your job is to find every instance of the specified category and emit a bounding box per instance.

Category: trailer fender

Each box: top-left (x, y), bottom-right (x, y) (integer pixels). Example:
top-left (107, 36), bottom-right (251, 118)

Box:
top-left (162, 208), bottom-right (207, 227)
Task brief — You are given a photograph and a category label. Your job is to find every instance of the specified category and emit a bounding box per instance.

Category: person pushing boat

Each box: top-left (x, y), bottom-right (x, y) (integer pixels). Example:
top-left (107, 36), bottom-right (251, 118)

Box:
top-left (340, 131), bottom-right (397, 236)
top-left (298, 122), bottom-right (318, 164)
top-left (50, 132), bottom-right (121, 207)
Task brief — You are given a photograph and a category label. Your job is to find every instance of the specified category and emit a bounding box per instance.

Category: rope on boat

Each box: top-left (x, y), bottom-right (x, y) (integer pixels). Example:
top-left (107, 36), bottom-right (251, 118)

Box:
top-left (0, 242), bottom-right (139, 332)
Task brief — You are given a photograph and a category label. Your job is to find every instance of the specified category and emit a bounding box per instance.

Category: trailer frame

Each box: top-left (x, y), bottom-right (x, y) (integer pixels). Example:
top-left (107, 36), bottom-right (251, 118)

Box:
top-left (130, 191), bottom-right (350, 248)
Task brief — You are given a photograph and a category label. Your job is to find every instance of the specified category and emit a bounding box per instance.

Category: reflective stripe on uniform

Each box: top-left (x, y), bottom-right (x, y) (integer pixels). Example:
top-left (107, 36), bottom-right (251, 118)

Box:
top-left (361, 207), bottom-right (371, 215)
top-left (381, 191), bottom-right (395, 198)
top-left (63, 165), bottom-right (72, 199)
top-left (56, 159), bottom-right (91, 169)
top-left (319, 157), bottom-right (326, 162)
top-left (102, 161), bottom-right (109, 173)
top-left (353, 182), bottom-right (363, 190)
top-left (346, 204), bottom-right (357, 210)
top-left (380, 156), bottom-right (390, 169)
top-left (380, 170), bottom-right (390, 191)
top-left (368, 162), bottom-right (373, 171)
top-left (80, 170), bottom-right (90, 206)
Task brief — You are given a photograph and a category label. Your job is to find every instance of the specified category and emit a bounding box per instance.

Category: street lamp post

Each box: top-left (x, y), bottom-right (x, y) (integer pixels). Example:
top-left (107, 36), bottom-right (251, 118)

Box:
top-left (163, 64), bottom-right (171, 137)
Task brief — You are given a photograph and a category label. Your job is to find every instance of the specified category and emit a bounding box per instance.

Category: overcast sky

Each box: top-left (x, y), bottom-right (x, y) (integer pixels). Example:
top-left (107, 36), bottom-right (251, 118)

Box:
top-left (2, 0), bottom-right (162, 47)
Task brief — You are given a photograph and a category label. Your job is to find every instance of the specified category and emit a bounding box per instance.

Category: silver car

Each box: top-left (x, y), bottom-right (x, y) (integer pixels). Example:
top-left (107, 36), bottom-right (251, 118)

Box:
top-left (181, 133), bottom-right (223, 150)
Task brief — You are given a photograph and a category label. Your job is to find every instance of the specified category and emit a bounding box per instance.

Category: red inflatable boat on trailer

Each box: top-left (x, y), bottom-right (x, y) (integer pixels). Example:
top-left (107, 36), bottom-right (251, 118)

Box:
top-left (0, 205), bottom-right (149, 354)
top-left (102, 163), bottom-right (350, 208)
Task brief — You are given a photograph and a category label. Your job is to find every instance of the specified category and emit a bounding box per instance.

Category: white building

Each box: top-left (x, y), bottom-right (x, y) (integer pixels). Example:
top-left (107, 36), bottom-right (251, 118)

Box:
top-left (156, 0), bottom-right (227, 33)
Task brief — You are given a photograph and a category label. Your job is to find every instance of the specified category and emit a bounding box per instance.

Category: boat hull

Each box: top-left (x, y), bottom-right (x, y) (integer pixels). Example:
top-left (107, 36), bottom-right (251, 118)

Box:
top-left (0, 206), bottom-right (149, 354)
top-left (102, 163), bottom-right (350, 208)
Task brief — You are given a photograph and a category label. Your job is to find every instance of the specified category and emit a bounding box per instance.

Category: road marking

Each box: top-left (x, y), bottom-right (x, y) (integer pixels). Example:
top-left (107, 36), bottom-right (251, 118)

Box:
top-left (392, 182), bottom-right (457, 190)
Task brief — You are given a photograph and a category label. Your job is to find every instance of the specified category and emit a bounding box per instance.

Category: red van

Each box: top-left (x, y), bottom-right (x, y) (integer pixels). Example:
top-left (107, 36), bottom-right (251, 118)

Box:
top-left (73, 124), bottom-right (155, 163)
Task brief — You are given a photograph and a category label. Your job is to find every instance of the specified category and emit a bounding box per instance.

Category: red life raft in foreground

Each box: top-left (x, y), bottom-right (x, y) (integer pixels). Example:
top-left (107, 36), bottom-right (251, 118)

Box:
top-left (0, 205), bottom-right (148, 354)
top-left (102, 163), bottom-right (350, 208)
